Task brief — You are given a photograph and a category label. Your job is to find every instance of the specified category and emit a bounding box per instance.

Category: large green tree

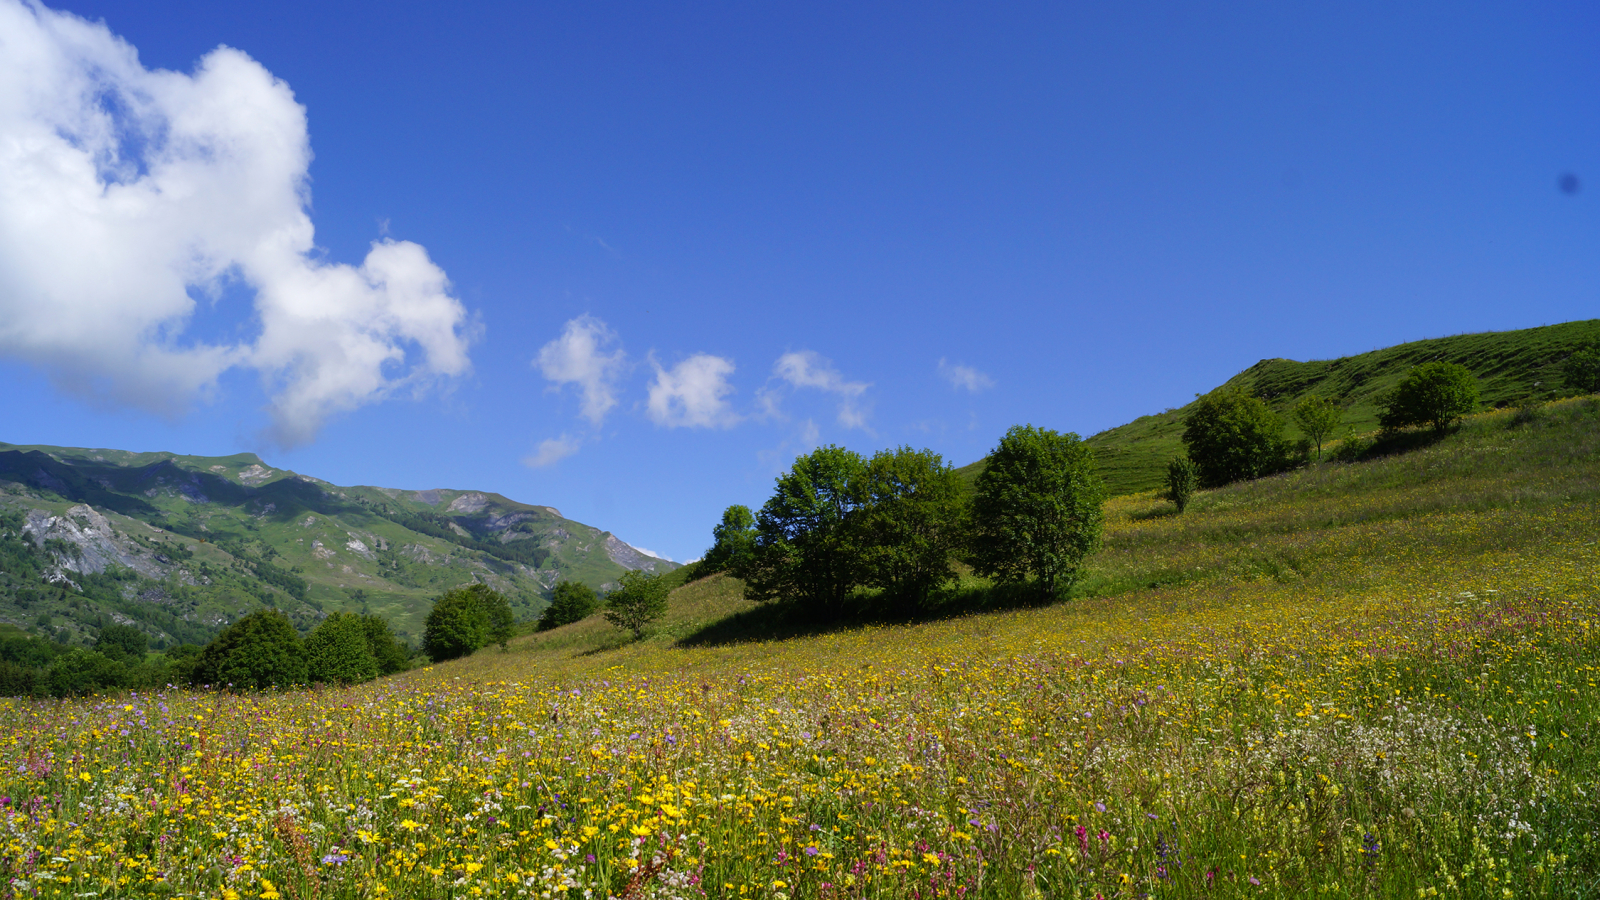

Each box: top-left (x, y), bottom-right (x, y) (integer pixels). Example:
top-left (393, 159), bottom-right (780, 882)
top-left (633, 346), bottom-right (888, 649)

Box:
top-left (745, 445), bottom-right (868, 614)
top-left (421, 584), bottom-right (514, 661)
top-left (537, 580), bottom-right (599, 632)
top-left (360, 614), bottom-right (411, 675)
top-left (1379, 362), bottom-right (1479, 434)
top-left (305, 613), bottom-right (379, 685)
top-left (698, 505), bottom-right (757, 576)
top-left (970, 425), bottom-right (1105, 599)
top-left (602, 570), bottom-right (670, 640)
top-left (192, 609), bottom-right (308, 690)
top-left (850, 446), bottom-right (965, 611)
top-left (1181, 389), bottom-right (1291, 488)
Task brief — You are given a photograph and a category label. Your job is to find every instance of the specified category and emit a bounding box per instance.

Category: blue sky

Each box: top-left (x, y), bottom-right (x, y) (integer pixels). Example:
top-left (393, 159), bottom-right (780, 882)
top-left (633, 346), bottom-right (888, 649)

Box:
top-left (1, 0), bottom-right (1595, 562)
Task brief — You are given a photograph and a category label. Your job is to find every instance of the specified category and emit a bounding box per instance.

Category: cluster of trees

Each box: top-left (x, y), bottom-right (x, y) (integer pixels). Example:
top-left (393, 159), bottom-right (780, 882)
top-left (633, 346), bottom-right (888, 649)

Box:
top-left (697, 426), bottom-right (1105, 619)
top-left (1167, 361), bottom-right (1482, 504)
top-left (0, 608), bottom-right (411, 697)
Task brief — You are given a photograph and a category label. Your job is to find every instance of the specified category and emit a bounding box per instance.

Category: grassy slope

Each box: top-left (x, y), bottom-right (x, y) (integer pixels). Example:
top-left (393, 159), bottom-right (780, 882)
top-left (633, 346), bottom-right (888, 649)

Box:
top-left (957, 318), bottom-right (1600, 496)
top-left (456, 395), bottom-right (1599, 677)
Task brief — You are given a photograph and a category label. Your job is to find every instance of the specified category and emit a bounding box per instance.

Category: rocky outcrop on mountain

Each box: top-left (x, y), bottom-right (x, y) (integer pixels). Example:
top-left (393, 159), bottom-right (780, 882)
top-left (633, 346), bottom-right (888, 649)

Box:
top-left (23, 504), bottom-right (165, 579)
top-left (602, 534), bottom-right (671, 573)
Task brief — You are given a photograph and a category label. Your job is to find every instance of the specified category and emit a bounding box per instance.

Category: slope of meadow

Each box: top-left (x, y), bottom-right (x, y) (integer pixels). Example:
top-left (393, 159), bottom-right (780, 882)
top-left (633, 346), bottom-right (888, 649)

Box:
top-left (1, 399), bottom-right (1597, 899)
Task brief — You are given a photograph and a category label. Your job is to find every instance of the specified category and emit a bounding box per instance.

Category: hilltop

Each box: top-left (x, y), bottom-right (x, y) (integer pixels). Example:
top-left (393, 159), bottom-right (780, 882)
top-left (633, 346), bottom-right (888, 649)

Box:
top-left (959, 318), bottom-right (1600, 495)
top-left (0, 444), bottom-right (675, 648)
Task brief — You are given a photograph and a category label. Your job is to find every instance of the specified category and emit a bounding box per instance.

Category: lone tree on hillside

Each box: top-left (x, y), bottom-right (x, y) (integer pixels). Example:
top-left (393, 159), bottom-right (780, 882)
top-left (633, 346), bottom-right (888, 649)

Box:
top-left (698, 505), bottom-right (757, 577)
top-left (1379, 362), bottom-right (1479, 434)
top-left (422, 583), bottom-right (515, 661)
top-left (1181, 389), bottom-right (1290, 488)
top-left (1165, 457), bottom-right (1199, 513)
top-left (850, 446), bottom-right (965, 611)
top-left (603, 570), bottom-right (670, 640)
top-left (744, 445), bottom-right (868, 614)
top-left (1563, 345), bottom-right (1600, 395)
top-left (537, 580), bottom-right (599, 632)
top-left (970, 425), bottom-right (1105, 600)
top-left (192, 609), bottom-right (308, 690)
top-left (1292, 395), bottom-right (1344, 461)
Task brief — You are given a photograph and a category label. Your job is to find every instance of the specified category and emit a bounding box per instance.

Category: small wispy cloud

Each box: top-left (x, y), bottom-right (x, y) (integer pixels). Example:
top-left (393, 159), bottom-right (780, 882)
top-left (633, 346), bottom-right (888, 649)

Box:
top-left (647, 353), bottom-right (739, 428)
top-left (770, 350), bottom-right (872, 429)
top-left (522, 434), bottom-right (580, 469)
top-left (938, 358), bottom-right (995, 393)
top-left (534, 315), bottom-right (627, 426)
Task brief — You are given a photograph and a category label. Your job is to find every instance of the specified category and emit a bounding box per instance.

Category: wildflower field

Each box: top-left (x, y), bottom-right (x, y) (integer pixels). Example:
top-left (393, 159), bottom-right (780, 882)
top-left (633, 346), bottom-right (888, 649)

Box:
top-left (3, 400), bottom-right (1598, 899)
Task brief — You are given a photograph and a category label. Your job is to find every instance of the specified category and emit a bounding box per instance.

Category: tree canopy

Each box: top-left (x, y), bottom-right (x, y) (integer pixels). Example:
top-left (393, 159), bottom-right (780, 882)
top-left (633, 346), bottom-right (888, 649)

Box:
top-left (1379, 362), bottom-right (1479, 433)
top-left (851, 446), bottom-right (965, 610)
top-left (538, 580), bottom-right (599, 632)
top-left (422, 583), bottom-right (515, 661)
top-left (699, 505), bottom-right (757, 577)
top-left (1292, 395), bottom-right (1344, 461)
top-left (191, 609), bottom-right (308, 690)
top-left (969, 425), bottom-right (1105, 599)
top-left (744, 445), bottom-right (867, 613)
top-left (1181, 389), bottom-right (1290, 488)
top-left (602, 570), bottom-right (670, 640)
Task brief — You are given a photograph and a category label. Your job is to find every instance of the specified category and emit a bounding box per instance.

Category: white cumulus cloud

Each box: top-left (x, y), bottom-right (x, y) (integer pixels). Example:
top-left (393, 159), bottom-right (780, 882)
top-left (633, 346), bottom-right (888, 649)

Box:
top-left (535, 315), bottom-right (626, 425)
top-left (771, 350), bottom-right (871, 428)
top-left (938, 358), bottom-right (996, 393)
top-left (0, 1), bottom-right (474, 446)
top-left (647, 353), bottom-right (738, 428)
top-left (522, 434), bottom-right (580, 469)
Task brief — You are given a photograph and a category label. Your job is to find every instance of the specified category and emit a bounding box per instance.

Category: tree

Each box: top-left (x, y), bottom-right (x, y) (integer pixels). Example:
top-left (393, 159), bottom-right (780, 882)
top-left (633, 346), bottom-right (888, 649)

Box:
top-left (95, 621), bottom-right (148, 662)
top-left (603, 570), bottom-right (670, 640)
top-left (970, 425), bottom-right (1106, 599)
top-left (745, 445), bottom-right (868, 614)
top-left (538, 580), bottom-right (599, 631)
top-left (1563, 345), bottom-right (1600, 395)
top-left (360, 614), bottom-right (411, 675)
top-left (1379, 362), bottom-right (1479, 434)
top-left (305, 613), bottom-right (379, 685)
top-left (421, 584), bottom-right (514, 661)
top-left (46, 648), bottom-right (126, 696)
top-left (1181, 389), bottom-right (1290, 488)
top-left (192, 609), bottom-right (308, 690)
top-left (1292, 396), bottom-right (1344, 461)
top-left (1165, 457), bottom-right (1198, 513)
top-left (850, 446), bottom-right (965, 611)
top-left (699, 505), bottom-right (757, 576)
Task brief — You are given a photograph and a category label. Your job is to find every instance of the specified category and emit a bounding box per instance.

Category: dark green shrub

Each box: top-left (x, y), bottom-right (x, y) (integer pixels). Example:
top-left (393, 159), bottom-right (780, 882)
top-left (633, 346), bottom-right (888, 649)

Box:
top-left (1561, 345), bottom-right (1600, 395)
top-left (95, 621), bottom-right (147, 662)
top-left (851, 446), bottom-right (965, 612)
top-left (422, 584), bottom-right (514, 661)
top-left (1379, 362), bottom-right (1479, 433)
top-left (538, 581), bottom-right (599, 632)
top-left (46, 649), bottom-right (127, 696)
top-left (192, 609), bottom-right (308, 690)
top-left (305, 613), bottom-right (379, 685)
top-left (360, 615), bottom-right (411, 675)
top-left (1166, 457), bottom-right (1199, 513)
top-left (1181, 389), bottom-right (1291, 488)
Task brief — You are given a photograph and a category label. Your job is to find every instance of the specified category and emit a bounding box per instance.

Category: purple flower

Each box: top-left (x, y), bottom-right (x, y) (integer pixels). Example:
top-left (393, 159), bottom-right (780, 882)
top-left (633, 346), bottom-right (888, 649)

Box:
top-left (321, 853), bottom-right (349, 865)
top-left (1094, 802), bottom-right (1106, 813)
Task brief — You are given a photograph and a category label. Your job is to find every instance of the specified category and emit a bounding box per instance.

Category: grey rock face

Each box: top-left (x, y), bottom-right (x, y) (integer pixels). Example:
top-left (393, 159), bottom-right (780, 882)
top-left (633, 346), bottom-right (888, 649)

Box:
top-left (602, 534), bottom-right (670, 572)
top-left (23, 504), bottom-right (166, 579)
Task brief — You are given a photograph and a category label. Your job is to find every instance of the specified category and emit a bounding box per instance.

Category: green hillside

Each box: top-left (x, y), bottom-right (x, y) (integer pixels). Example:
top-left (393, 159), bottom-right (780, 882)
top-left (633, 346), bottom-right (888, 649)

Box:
top-left (958, 318), bottom-right (1600, 496)
top-left (0, 445), bottom-right (676, 649)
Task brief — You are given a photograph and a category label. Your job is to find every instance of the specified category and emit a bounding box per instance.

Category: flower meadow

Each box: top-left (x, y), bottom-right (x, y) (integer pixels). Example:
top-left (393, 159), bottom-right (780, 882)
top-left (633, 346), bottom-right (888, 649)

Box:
top-left (3, 403), bottom-right (1598, 899)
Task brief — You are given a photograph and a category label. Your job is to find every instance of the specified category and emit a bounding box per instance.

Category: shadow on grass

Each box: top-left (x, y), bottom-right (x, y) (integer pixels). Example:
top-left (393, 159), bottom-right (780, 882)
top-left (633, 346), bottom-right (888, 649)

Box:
top-left (676, 568), bottom-right (1203, 649)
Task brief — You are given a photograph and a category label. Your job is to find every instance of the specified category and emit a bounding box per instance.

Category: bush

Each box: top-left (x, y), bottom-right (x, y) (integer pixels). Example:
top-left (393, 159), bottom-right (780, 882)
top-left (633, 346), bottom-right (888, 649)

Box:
top-left (46, 649), bottom-right (127, 696)
top-left (538, 580), bottom-right (599, 632)
top-left (1379, 361), bottom-right (1479, 434)
top-left (603, 570), bottom-right (670, 640)
top-left (1166, 457), bottom-right (1198, 513)
top-left (422, 584), bottom-right (514, 661)
top-left (1292, 396), bottom-right (1344, 461)
top-left (95, 621), bottom-right (148, 661)
top-left (360, 615), bottom-right (411, 675)
top-left (1562, 345), bottom-right (1600, 395)
top-left (305, 613), bottom-right (379, 685)
top-left (1181, 389), bottom-right (1291, 488)
top-left (970, 425), bottom-right (1105, 600)
top-left (192, 609), bottom-right (308, 690)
